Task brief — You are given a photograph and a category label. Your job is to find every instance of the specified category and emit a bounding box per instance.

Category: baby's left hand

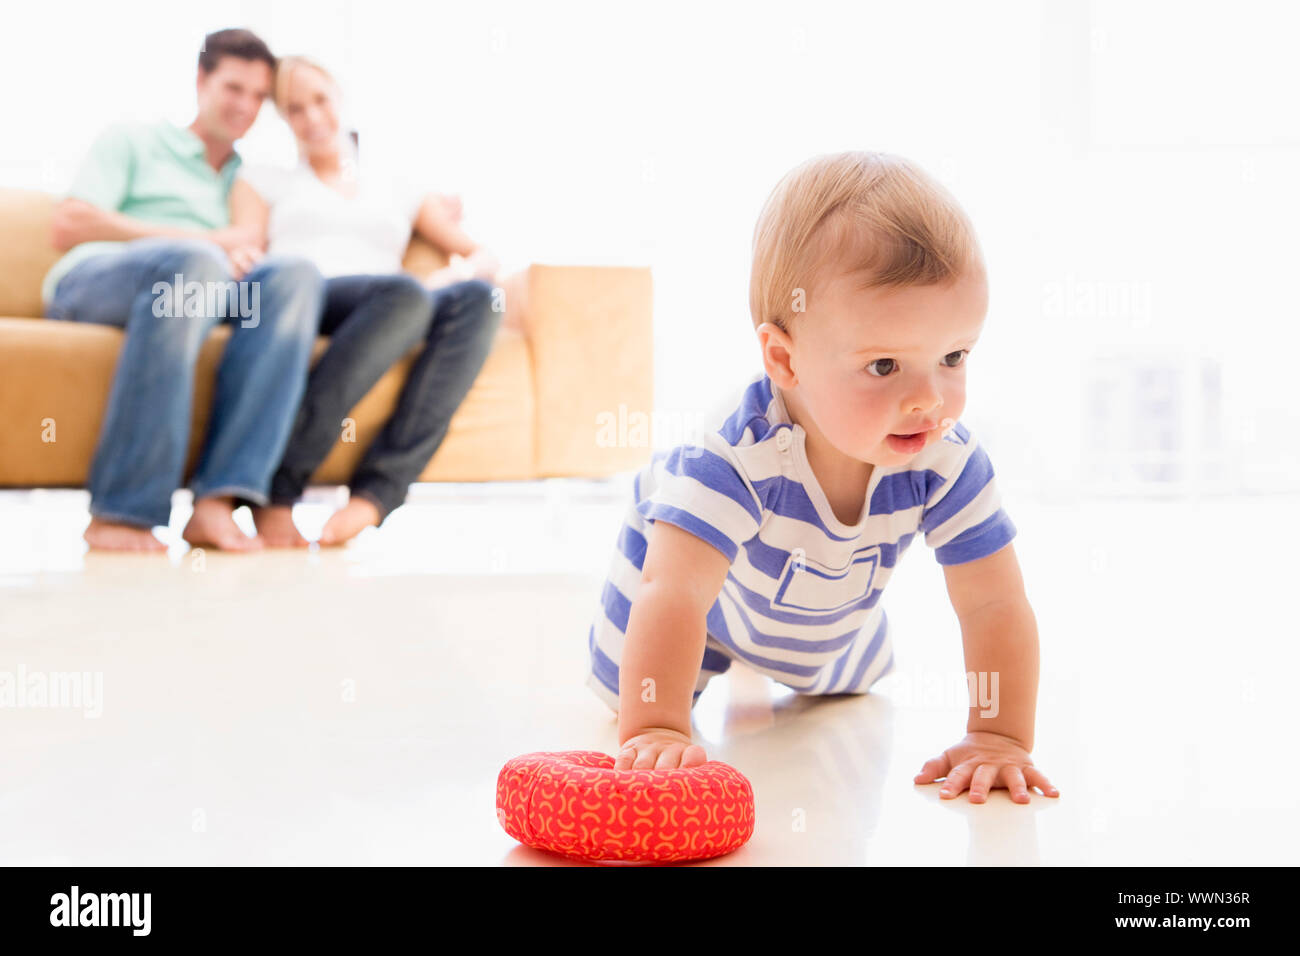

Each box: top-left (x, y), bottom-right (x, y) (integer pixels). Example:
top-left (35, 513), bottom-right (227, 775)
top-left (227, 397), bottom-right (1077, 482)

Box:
top-left (914, 731), bottom-right (1059, 804)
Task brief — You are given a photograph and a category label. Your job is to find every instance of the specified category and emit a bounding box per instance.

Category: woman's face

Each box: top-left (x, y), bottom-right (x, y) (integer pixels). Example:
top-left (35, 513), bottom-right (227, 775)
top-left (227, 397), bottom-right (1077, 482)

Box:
top-left (280, 63), bottom-right (341, 158)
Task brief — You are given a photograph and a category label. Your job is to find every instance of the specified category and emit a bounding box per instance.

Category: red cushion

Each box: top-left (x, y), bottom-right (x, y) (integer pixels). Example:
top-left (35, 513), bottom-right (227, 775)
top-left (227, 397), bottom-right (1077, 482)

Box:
top-left (496, 750), bottom-right (755, 863)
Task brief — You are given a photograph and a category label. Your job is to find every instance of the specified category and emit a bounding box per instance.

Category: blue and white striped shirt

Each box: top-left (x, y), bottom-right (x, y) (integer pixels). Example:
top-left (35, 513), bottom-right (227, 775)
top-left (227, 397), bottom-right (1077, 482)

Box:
top-left (588, 371), bottom-right (1018, 703)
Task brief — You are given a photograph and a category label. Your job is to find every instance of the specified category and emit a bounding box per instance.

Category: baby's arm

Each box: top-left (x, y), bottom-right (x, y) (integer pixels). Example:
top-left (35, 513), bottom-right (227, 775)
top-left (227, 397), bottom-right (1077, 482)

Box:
top-left (613, 520), bottom-right (732, 771)
top-left (943, 542), bottom-right (1038, 747)
top-left (913, 542), bottom-right (1060, 803)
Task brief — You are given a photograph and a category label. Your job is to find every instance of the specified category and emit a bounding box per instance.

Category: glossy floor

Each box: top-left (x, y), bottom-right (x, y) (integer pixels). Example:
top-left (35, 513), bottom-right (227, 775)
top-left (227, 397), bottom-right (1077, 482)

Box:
top-left (0, 483), bottom-right (1294, 865)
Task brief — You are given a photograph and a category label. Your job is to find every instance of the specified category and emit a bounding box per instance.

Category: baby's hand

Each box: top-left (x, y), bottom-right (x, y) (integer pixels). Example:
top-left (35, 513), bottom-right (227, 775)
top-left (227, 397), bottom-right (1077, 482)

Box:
top-left (914, 731), bottom-right (1059, 804)
top-left (615, 728), bottom-right (708, 771)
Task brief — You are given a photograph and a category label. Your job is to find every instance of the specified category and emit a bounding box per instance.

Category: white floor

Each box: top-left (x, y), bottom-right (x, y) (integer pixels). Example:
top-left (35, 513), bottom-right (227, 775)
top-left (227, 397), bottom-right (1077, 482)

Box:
top-left (0, 482), bottom-right (1294, 866)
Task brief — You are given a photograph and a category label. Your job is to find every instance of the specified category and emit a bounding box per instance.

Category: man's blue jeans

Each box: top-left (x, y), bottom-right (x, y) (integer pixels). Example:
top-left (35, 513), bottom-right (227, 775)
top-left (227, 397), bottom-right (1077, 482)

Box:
top-left (268, 274), bottom-right (501, 522)
top-left (46, 238), bottom-right (324, 528)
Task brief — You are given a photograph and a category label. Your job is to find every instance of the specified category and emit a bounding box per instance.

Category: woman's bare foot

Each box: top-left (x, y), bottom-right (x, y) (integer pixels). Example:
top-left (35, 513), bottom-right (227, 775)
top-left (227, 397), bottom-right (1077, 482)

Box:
top-left (319, 497), bottom-right (381, 547)
top-left (251, 505), bottom-right (309, 548)
top-left (83, 517), bottom-right (167, 552)
top-left (182, 497), bottom-right (263, 552)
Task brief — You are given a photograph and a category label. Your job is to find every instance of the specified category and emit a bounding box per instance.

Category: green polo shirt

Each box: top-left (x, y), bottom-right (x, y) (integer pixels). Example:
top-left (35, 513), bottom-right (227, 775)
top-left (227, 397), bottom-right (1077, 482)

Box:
top-left (41, 120), bottom-right (242, 307)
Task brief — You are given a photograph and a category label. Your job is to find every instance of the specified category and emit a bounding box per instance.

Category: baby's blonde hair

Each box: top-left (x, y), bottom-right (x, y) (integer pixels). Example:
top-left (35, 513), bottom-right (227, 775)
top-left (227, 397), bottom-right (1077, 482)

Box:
top-left (749, 151), bottom-right (983, 331)
top-left (272, 55), bottom-right (338, 113)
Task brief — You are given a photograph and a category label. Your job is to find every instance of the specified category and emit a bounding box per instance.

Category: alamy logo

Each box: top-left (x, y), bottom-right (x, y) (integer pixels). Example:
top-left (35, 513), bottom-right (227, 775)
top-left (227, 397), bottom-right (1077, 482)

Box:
top-left (49, 886), bottom-right (151, 936)
top-left (152, 273), bottom-right (260, 327)
top-left (0, 665), bottom-right (102, 718)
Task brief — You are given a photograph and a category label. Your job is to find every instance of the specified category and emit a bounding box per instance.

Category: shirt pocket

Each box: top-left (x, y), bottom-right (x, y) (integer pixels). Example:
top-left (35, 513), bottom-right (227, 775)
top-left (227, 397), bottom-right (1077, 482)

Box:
top-left (772, 545), bottom-right (881, 614)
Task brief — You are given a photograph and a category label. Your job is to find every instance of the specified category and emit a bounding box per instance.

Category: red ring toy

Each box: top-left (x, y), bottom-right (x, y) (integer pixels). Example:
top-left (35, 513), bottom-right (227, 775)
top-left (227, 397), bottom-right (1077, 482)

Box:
top-left (496, 750), bottom-right (756, 863)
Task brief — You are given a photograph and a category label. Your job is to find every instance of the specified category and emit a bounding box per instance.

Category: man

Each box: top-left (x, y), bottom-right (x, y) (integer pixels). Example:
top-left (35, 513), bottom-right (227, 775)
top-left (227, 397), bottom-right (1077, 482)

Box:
top-left (44, 28), bottom-right (324, 552)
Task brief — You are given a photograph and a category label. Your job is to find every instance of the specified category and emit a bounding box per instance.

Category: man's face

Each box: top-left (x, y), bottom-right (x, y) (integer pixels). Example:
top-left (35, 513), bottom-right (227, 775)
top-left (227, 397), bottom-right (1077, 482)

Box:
top-left (780, 266), bottom-right (989, 465)
top-left (195, 56), bottom-right (273, 144)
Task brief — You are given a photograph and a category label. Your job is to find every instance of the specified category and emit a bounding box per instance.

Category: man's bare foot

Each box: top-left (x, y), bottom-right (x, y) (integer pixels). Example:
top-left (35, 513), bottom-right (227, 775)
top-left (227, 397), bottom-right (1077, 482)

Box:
top-left (251, 505), bottom-right (309, 548)
top-left (182, 497), bottom-right (263, 552)
top-left (319, 497), bottom-right (381, 547)
top-left (83, 517), bottom-right (167, 552)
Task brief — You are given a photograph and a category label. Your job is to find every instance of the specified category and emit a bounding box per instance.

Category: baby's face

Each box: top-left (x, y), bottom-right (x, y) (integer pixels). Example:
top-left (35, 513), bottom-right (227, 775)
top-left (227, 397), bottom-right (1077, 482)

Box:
top-left (784, 267), bottom-right (989, 465)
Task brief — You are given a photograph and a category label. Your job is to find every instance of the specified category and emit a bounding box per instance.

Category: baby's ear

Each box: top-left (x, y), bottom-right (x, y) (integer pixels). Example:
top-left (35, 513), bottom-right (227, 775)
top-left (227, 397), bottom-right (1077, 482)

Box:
top-left (756, 322), bottom-right (797, 386)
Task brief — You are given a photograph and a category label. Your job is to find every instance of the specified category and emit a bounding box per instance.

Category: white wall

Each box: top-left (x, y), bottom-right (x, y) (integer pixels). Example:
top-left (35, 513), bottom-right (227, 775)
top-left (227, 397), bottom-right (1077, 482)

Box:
top-left (4, 0), bottom-right (1296, 497)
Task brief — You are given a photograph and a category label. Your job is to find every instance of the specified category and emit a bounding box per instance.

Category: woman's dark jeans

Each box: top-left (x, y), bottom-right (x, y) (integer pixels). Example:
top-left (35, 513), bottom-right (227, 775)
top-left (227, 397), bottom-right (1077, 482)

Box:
top-left (269, 273), bottom-right (501, 523)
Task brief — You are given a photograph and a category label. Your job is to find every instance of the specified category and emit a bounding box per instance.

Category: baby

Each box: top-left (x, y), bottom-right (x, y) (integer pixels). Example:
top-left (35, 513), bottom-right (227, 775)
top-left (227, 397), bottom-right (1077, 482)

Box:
top-left (586, 151), bottom-right (1058, 805)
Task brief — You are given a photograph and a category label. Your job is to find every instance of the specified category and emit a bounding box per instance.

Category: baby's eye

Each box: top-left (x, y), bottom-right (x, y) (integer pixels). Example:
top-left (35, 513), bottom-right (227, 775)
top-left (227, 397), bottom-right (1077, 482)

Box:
top-left (865, 351), bottom-right (968, 377)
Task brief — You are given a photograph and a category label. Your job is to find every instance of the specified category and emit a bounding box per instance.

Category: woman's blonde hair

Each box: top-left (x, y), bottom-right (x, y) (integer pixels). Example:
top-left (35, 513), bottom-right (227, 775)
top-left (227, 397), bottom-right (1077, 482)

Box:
top-left (749, 151), bottom-right (983, 331)
top-left (272, 55), bottom-right (338, 112)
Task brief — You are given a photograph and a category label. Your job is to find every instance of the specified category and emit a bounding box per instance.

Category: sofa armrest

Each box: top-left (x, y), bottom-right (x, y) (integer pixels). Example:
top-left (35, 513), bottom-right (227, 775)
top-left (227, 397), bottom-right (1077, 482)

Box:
top-left (0, 189), bottom-right (60, 318)
top-left (520, 264), bottom-right (653, 478)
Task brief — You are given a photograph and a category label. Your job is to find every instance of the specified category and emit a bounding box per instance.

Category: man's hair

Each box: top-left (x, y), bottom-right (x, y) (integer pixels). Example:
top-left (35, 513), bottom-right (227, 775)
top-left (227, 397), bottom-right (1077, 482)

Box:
top-left (198, 28), bottom-right (277, 75)
top-left (749, 151), bottom-right (983, 332)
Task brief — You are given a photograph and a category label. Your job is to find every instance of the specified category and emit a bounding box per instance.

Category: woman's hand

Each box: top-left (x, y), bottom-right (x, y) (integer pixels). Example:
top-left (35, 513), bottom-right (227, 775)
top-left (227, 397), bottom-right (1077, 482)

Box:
top-left (465, 248), bottom-right (500, 281)
top-left (425, 249), bottom-right (501, 291)
top-left (424, 265), bottom-right (461, 291)
top-left (437, 193), bottom-right (463, 223)
top-left (914, 731), bottom-right (1059, 804)
top-left (615, 728), bottom-right (708, 771)
top-left (209, 224), bottom-right (263, 255)
top-left (226, 244), bottom-right (264, 281)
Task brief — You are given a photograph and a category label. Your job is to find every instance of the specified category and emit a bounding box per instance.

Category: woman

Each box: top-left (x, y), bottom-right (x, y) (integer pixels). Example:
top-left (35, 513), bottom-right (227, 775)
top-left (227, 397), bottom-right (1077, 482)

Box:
top-left (231, 56), bottom-right (502, 547)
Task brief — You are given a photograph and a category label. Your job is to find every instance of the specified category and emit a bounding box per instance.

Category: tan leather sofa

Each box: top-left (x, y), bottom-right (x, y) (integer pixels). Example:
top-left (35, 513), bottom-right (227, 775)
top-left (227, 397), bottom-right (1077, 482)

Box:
top-left (0, 188), bottom-right (653, 488)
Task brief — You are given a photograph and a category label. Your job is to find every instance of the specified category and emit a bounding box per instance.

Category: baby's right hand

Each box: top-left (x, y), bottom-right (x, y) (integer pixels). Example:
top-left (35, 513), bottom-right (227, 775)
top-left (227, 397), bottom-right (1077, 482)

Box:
top-left (615, 728), bottom-right (708, 770)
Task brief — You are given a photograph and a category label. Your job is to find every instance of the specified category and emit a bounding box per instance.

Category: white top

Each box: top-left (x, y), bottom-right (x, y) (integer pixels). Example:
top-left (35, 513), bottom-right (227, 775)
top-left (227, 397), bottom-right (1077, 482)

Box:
top-left (587, 370), bottom-right (1018, 702)
top-left (238, 161), bottom-right (426, 278)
